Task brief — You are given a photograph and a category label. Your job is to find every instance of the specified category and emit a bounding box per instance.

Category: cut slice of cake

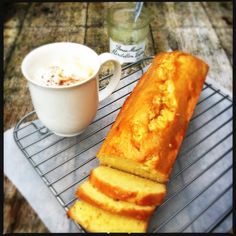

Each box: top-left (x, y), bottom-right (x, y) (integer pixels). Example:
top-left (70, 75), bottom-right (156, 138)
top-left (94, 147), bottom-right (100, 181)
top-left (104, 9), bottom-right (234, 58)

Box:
top-left (77, 180), bottom-right (155, 220)
top-left (67, 200), bottom-right (148, 233)
top-left (89, 166), bottom-right (166, 206)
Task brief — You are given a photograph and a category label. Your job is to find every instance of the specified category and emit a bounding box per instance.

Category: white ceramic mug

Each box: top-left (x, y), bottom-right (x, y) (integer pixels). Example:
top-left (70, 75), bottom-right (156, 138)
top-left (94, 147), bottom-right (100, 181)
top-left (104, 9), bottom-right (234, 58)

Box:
top-left (21, 42), bottom-right (121, 137)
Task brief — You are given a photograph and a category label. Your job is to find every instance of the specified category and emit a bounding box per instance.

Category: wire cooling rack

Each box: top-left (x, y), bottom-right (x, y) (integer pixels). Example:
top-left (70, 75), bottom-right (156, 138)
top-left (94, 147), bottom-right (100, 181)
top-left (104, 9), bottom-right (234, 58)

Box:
top-left (13, 57), bottom-right (233, 233)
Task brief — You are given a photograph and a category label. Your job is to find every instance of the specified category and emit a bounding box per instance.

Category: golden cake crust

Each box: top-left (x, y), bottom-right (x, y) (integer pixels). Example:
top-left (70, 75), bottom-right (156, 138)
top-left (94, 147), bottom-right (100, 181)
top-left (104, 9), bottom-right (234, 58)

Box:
top-left (90, 168), bottom-right (166, 206)
top-left (97, 51), bottom-right (209, 182)
top-left (76, 181), bottom-right (155, 220)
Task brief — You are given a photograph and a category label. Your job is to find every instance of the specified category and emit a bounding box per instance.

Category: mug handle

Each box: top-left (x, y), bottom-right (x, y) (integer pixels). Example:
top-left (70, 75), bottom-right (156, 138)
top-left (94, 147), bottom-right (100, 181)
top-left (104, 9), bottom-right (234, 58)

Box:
top-left (98, 53), bottom-right (121, 102)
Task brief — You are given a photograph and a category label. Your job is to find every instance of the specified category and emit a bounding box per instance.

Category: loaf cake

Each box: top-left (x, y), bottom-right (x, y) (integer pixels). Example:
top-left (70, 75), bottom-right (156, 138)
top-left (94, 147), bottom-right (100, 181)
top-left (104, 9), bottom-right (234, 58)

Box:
top-left (67, 200), bottom-right (147, 233)
top-left (97, 51), bottom-right (209, 183)
top-left (68, 51), bottom-right (209, 233)
top-left (76, 180), bottom-right (155, 220)
top-left (90, 166), bottom-right (166, 206)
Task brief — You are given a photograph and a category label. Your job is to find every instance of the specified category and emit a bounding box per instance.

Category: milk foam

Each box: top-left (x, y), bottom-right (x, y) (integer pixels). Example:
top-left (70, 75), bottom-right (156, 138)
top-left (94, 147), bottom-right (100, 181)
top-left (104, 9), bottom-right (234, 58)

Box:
top-left (35, 58), bottom-right (94, 86)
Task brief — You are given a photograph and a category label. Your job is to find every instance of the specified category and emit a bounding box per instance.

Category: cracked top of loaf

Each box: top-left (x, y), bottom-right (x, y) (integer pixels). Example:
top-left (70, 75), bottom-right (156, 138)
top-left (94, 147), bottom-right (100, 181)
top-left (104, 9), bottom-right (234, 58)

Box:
top-left (97, 51), bottom-right (209, 182)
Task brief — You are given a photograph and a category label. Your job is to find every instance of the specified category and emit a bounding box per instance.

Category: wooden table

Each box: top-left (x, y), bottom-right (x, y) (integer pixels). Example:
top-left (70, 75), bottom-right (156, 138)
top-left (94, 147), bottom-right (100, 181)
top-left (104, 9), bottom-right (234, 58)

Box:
top-left (4, 2), bottom-right (232, 233)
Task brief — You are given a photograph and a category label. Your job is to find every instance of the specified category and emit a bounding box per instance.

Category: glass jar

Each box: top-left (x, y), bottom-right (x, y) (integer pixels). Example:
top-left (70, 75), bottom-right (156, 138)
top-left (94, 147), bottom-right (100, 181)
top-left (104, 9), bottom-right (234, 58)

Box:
top-left (107, 3), bottom-right (151, 64)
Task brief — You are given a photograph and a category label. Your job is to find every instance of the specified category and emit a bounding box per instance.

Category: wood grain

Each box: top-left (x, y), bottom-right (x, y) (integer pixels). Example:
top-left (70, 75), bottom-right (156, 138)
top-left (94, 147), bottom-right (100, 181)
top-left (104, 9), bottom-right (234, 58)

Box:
top-left (4, 2), bottom-right (232, 233)
top-left (202, 2), bottom-right (232, 27)
top-left (4, 3), bottom-right (30, 69)
top-left (215, 28), bottom-right (232, 64)
top-left (201, 2), bottom-right (232, 64)
top-left (165, 2), bottom-right (211, 27)
top-left (24, 2), bottom-right (87, 27)
top-left (87, 2), bottom-right (108, 27)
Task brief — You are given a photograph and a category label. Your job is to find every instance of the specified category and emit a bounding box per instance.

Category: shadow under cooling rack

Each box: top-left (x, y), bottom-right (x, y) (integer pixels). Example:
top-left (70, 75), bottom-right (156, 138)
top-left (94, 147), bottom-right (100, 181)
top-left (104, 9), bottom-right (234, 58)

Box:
top-left (13, 57), bottom-right (233, 233)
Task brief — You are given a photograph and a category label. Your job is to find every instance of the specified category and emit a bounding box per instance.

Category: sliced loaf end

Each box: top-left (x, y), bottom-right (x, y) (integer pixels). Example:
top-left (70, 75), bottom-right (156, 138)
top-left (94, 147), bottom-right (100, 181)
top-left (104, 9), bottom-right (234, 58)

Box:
top-left (67, 200), bottom-right (148, 233)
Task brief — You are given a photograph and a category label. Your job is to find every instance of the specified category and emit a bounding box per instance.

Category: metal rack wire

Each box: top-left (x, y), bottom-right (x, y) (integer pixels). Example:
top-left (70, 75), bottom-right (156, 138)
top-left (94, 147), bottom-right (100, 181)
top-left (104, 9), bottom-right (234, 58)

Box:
top-left (13, 57), bottom-right (233, 233)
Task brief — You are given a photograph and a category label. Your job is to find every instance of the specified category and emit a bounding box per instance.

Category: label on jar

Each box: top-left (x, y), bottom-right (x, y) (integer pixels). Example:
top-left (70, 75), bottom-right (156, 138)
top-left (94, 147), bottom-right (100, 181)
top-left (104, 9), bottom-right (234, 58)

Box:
top-left (109, 38), bottom-right (146, 63)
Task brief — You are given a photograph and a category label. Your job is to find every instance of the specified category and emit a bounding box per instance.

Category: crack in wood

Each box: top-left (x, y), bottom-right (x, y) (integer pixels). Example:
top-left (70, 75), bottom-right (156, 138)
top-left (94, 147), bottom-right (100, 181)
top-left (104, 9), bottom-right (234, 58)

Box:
top-left (83, 3), bottom-right (89, 45)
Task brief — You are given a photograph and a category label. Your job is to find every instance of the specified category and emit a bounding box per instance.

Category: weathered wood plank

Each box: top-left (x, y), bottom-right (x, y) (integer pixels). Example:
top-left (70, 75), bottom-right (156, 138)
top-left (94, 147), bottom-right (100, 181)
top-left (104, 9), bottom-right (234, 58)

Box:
top-left (164, 2), bottom-right (211, 28)
top-left (146, 2), bottom-right (168, 30)
top-left (215, 28), bottom-right (232, 65)
top-left (4, 28), bottom-right (19, 69)
top-left (202, 2), bottom-right (232, 28)
top-left (152, 27), bottom-right (232, 93)
top-left (201, 2), bottom-right (233, 65)
top-left (85, 26), bottom-right (109, 53)
top-left (87, 2), bottom-right (108, 27)
top-left (24, 3), bottom-right (87, 27)
top-left (5, 26), bottom-right (85, 74)
top-left (145, 31), bottom-right (155, 56)
top-left (148, 2), bottom-right (212, 31)
top-left (150, 27), bottom-right (172, 53)
top-left (4, 3), bottom-right (30, 69)
top-left (4, 3), bottom-right (29, 28)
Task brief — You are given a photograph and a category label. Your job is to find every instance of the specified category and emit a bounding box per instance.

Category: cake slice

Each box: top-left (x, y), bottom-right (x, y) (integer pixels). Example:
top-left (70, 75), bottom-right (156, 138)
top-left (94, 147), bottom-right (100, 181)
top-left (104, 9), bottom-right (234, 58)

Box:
top-left (97, 51), bottom-right (209, 182)
top-left (89, 166), bottom-right (166, 206)
top-left (67, 200), bottom-right (148, 233)
top-left (77, 180), bottom-right (155, 220)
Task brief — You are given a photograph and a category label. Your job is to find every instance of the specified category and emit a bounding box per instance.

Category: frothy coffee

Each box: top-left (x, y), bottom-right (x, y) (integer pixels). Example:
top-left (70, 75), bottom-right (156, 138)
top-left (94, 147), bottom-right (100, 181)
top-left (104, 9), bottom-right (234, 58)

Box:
top-left (35, 60), bottom-right (94, 87)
